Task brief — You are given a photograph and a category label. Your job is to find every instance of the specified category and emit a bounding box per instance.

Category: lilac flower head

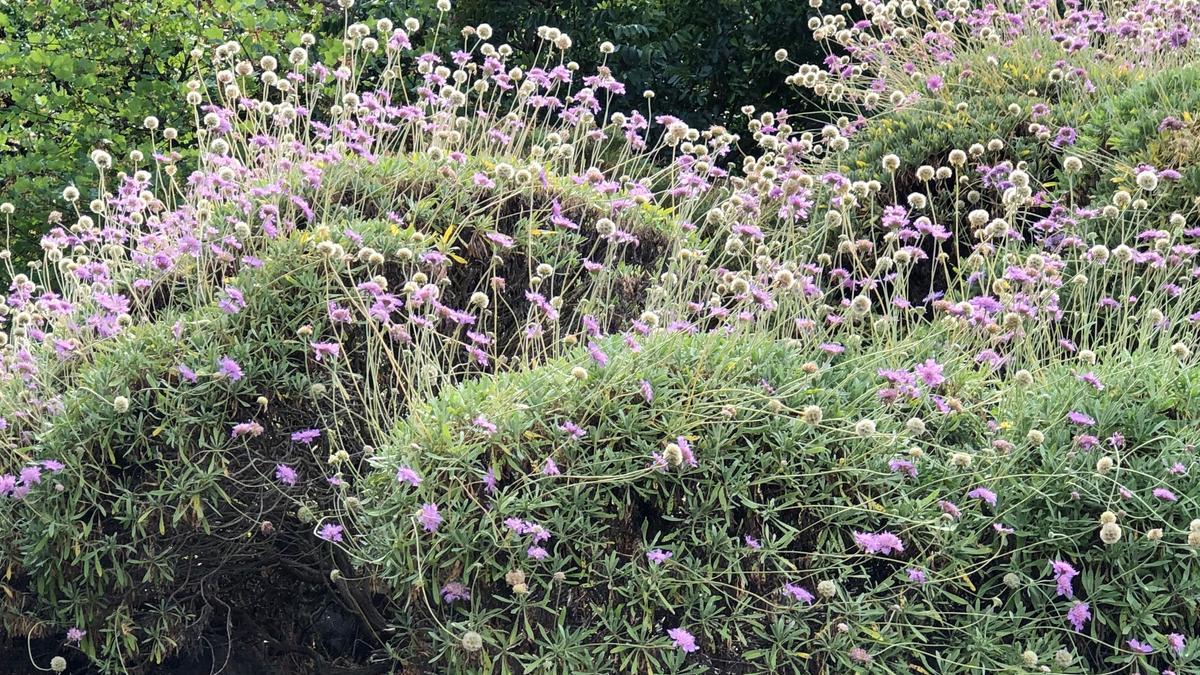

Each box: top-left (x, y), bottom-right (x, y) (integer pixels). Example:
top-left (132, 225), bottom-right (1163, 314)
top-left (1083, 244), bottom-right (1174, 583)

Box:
top-left (311, 341), bottom-right (340, 361)
top-left (473, 415), bottom-right (497, 435)
top-left (853, 531), bottom-right (904, 555)
top-left (66, 628), bottom-right (86, 644)
top-left (1168, 633), bottom-right (1185, 656)
top-left (647, 549), bottom-right (673, 565)
top-left (418, 503), bottom-right (442, 532)
top-left (782, 583), bottom-right (815, 604)
top-left (275, 464), bottom-right (298, 486)
top-left (218, 356), bottom-right (244, 381)
top-left (1153, 487), bottom-right (1178, 502)
top-left (667, 627), bottom-right (698, 653)
top-left (914, 359), bottom-right (945, 387)
top-left (441, 581), bottom-right (471, 603)
top-left (906, 568), bottom-right (927, 584)
top-left (1127, 639), bottom-right (1153, 654)
top-left (318, 523), bottom-right (344, 543)
top-left (1066, 410), bottom-right (1095, 426)
top-left (1067, 601), bottom-right (1090, 632)
top-left (889, 458), bottom-right (918, 478)
top-left (1051, 560), bottom-right (1078, 598)
top-left (291, 428), bottom-right (321, 444)
top-left (967, 487), bottom-right (997, 507)
top-left (19, 465), bottom-right (41, 486)
top-left (396, 466), bottom-right (422, 487)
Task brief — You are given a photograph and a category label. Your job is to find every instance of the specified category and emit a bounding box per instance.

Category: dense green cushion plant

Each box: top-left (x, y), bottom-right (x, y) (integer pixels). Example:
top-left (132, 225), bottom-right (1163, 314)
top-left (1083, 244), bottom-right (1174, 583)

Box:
top-left (358, 330), bottom-right (1200, 672)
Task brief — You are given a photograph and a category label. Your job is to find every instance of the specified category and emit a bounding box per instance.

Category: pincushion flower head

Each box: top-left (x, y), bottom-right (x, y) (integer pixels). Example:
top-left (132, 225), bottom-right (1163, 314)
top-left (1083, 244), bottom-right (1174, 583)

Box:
top-left (318, 523), bottom-right (344, 543)
top-left (1066, 410), bottom-right (1095, 426)
top-left (782, 583), bottom-right (815, 604)
top-left (217, 356), bottom-right (244, 381)
top-left (396, 465), bottom-right (422, 487)
top-left (667, 627), bottom-right (698, 653)
top-left (418, 503), bottom-right (442, 532)
top-left (967, 487), bottom-right (997, 507)
top-left (853, 530), bottom-right (904, 555)
top-left (1051, 560), bottom-right (1078, 598)
top-left (275, 464), bottom-right (298, 486)
top-left (647, 549), bottom-right (672, 565)
top-left (1067, 601), bottom-right (1090, 632)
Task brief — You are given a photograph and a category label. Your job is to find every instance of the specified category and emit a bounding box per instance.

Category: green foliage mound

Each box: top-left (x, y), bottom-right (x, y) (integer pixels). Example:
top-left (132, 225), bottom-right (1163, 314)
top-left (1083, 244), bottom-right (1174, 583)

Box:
top-left (361, 330), bottom-right (1200, 673)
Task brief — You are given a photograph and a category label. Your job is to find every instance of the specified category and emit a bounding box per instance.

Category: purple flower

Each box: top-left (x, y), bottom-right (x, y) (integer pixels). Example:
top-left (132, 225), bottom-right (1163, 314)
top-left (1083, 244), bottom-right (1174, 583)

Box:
top-left (1128, 639), bottom-right (1153, 654)
top-left (1067, 601), bottom-right (1090, 632)
top-left (231, 421), bottom-right (264, 438)
top-left (396, 466), bottom-right (422, 487)
top-left (542, 458), bottom-right (560, 476)
top-left (218, 286), bottom-right (246, 314)
top-left (1168, 633), bottom-right (1185, 656)
top-left (218, 356), bottom-right (244, 381)
top-left (177, 364), bottom-right (198, 382)
top-left (275, 464), bottom-right (298, 486)
top-left (291, 428), bottom-right (321, 444)
top-left (1067, 410), bottom-right (1095, 426)
top-left (939, 500), bottom-right (961, 519)
top-left (19, 465), bottom-right (42, 485)
top-left (853, 531), bottom-right (904, 555)
top-left (418, 503), bottom-right (442, 532)
top-left (967, 487), bottom-right (997, 507)
top-left (527, 545), bottom-right (548, 560)
top-left (473, 415), bottom-right (497, 435)
top-left (311, 341), bottom-right (340, 361)
top-left (667, 627), bottom-right (698, 653)
top-left (1153, 487), bottom-right (1178, 502)
top-left (745, 535), bottom-right (762, 550)
top-left (914, 359), bottom-right (945, 387)
top-left (1052, 560), bottom-right (1078, 598)
top-left (1077, 372), bottom-right (1104, 390)
top-left (647, 549), bottom-right (673, 565)
top-left (992, 523), bottom-right (1015, 535)
top-left (587, 342), bottom-right (608, 367)
top-left (677, 436), bottom-right (697, 467)
top-left (907, 568), bottom-right (927, 584)
top-left (318, 523), bottom-right (344, 543)
top-left (639, 379), bottom-right (654, 402)
top-left (888, 458), bottom-right (918, 478)
top-left (558, 420), bottom-right (586, 439)
top-left (782, 583), bottom-right (815, 604)
top-left (39, 459), bottom-right (64, 473)
top-left (441, 581), bottom-right (471, 603)
top-left (66, 627), bottom-right (86, 644)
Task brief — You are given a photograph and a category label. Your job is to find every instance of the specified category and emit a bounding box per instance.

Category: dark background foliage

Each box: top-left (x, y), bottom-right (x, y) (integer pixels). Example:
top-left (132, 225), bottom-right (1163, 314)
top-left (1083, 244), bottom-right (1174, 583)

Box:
top-left (0, 0), bottom-right (320, 265)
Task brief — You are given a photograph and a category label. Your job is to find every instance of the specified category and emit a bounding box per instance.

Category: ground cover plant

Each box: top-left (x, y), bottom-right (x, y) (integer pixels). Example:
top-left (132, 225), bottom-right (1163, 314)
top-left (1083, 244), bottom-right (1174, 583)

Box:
top-left (2, 0), bottom-right (1200, 673)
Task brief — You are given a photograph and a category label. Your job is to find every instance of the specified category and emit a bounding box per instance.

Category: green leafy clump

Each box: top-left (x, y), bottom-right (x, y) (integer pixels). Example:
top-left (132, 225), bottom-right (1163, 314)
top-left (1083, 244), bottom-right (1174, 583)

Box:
top-left (0, 147), bottom-right (689, 671)
top-left (1076, 65), bottom-right (1200, 216)
top-left (359, 330), bottom-right (1200, 673)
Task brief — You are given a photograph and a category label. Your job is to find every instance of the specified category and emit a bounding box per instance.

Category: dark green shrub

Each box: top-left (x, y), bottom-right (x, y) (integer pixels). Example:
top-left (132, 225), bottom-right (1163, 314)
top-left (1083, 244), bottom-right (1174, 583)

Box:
top-left (359, 330), bottom-right (1200, 673)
